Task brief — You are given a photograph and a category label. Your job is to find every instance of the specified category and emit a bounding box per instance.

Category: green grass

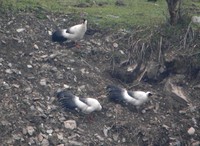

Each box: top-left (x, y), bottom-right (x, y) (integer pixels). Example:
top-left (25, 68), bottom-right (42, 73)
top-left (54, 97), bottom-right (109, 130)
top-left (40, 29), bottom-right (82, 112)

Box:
top-left (0, 0), bottom-right (199, 29)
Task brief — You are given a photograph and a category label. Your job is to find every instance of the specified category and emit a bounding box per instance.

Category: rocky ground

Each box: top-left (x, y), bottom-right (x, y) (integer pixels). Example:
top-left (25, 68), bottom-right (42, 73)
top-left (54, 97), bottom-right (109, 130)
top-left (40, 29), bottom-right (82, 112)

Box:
top-left (0, 11), bottom-right (200, 146)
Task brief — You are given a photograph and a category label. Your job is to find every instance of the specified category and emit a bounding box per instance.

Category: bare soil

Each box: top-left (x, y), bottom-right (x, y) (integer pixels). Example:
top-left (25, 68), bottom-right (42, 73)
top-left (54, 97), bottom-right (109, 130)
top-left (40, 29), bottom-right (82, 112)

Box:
top-left (0, 11), bottom-right (200, 146)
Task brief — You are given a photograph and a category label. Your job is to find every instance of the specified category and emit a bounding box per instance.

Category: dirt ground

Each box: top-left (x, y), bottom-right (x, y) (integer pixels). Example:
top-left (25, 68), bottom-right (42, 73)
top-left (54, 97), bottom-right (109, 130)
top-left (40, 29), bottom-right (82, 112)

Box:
top-left (0, 11), bottom-right (200, 146)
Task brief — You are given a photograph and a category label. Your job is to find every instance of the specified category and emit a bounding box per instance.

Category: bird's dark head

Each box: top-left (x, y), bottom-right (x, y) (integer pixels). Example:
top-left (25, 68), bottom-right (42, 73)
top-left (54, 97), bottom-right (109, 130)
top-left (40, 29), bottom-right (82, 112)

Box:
top-left (147, 92), bottom-right (153, 97)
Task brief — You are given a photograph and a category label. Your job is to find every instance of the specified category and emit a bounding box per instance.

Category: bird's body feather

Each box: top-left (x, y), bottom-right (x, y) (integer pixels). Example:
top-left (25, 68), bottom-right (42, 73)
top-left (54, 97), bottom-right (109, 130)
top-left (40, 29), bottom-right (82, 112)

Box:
top-left (106, 85), bottom-right (126, 103)
top-left (57, 91), bottom-right (77, 109)
top-left (52, 19), bottom-right (87, 43)
top-left (57, 91), bottom-right (102, 114)
top-left (107, 85), bottom-right (152, 107)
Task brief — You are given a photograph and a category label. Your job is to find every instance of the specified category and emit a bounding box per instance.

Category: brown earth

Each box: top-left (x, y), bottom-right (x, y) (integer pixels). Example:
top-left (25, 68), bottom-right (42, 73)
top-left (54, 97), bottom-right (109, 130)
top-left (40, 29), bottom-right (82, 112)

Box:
top-left (0, 10), bottom-right (200, 146)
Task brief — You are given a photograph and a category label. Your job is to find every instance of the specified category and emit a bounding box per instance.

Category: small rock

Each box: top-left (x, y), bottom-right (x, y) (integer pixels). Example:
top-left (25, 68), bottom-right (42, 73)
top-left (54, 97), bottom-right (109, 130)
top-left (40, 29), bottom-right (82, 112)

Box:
top-left (8, 63), bottom-right (12, 67)
top-left (103, 126), bottom-right (112, 137)
top-left (41, 138), bottom-right (49, 146)
top-left (63, 84), bottom-right (71, 89)
top-left (188, 127), bottom-right (195, 135)
top-left (27, 126), bottom-right (35, 136)
top-left (94, 133), bottom-right (104, 141)
top-left (24, 87), bottom-right (32, 93)
top-left (12, 84), bottom-right (20, 88)
top-left (5, 69), bottom-right (13, 74)
top-left (28, 137), bottom-right (36, 145)
top-left (113, 42), bottom-right (118, 48)
top-left (64, 120), bottom-right (77, 130)
top-left (77, 85), bottom-right (86, 92)
top-left (48, 30), bottom-right (52, 35)
top-left (40, 78), bottom-right (47, 86)
top-left (192, 141), bottom-right (200, 146)
top-left (46, 129), bottom-right (53, 135)
top-left (192, 16), bottom-right (200, 24)
top-left (34, 44), bottom-right (39, 49)
top-left (38, 133), bottom-right (44, 142)
top-left (27, 64), bottom-right (33, 68)
top-left (113, 133), bottom-right (119, 141)
top-left (119, 50), bottom-right (125, 54)
top-left (57, 133), bottom-right (63, 140)
top-left (22, 128), bottom-right (27, 135)
top-left (68, 140), bottom-right (83, 146)
top-left (122, 138), bottom-right (126, 142)
top-left (0, 58), bottom-right (4, 62)
top-left (16, 28), bottom-right (25, 32)
top-left (2, 82), bottom-right (10, 89)
top-left (57, 144), bottom-right (64, 146)
top-left (12, 133), bottom-right (22, 140)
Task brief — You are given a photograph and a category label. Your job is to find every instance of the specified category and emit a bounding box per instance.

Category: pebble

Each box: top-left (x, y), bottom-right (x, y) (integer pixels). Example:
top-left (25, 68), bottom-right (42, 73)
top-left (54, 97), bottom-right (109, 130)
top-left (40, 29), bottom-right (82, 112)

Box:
top-left (188, 127), bottom-right (195, 135)
top-left (63, 84), bottom-right (71, 89)
top-left (27, 64), bottom-right (33, 68)
top-left (113, 42), bottom-right (118, 48)
top-left (2, 82), bottom-right (10, 89)
top-left (113, 133), bottom-right (119, 141)
top-left (28, 137), bottom-right (35, 145)
top-left (27, 126), bottom-right (35, 136)
top-left (41, 139), bottom-right (49, 146)
top-left (16, 28), bottom-right (25, 32)
top-left (68, 140), bottom-right (83, 146)
top-left (0, 58), bottom-right (4, 62)
top-left (40, 78), bottom-right (47, 86)
top-left (5, 69), bottom-right (13, 74)
top-left (22, 128), bottom-right (27, 135)
top-left (46, 129), bottom-right (53, 135)
top-left (57, 133), bottom-right (64, 140)
top-left (64, 120), bottom-right (77, 130)
top-left (94, 133), bottom-right (104, 141)
top-left (34, 44), bottom-right (39, 49)
top-left (57, 144), bottom-right (64, 146)
top-left (12, 133), bottom-right (22, 140)
top-left (38, 133), bottom-right (44, 142)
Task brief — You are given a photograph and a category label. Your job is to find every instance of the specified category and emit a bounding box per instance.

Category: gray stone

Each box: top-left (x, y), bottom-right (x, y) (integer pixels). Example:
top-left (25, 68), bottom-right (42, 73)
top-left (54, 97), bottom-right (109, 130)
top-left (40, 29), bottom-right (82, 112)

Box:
top-left (41, 139), bottom-right (49, 146)
top-left (27, 126), bottom-right (35, 136)
top-left (64, 120), bottom-right (77, 130)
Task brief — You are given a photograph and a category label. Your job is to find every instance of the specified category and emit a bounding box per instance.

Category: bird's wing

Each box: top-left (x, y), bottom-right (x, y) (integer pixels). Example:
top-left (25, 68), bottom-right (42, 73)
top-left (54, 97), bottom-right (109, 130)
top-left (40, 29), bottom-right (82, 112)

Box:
top-left (67, 24), bottom-right (82, 34)
top-left (106, 85), bottom-right (127, 103)
top-left (57, 91), bottom-right (77, 110)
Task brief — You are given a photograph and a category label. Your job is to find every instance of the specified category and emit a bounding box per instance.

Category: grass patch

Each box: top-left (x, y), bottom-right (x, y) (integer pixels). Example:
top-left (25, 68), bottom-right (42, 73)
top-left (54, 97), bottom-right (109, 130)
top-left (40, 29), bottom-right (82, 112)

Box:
top-left (0, 0), bottom-right (199, 29)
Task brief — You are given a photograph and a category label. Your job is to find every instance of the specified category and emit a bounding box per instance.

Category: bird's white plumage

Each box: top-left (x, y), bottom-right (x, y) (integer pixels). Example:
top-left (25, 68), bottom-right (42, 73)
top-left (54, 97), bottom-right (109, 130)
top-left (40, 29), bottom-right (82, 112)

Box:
top-left (52, 19), bottom-right (87, 43)
top-left (82, 98), bottom-right (102, 114)
top-left (107, 85), bottom-right (152, 108)
top-left (123, 90), bottom-right (150, 107)
top-left (73, 96), bottom-right (88, 111)
top-left (57, 91), bottom-right (102, 114)
top-left (62, 20), bottom-right (87, 41)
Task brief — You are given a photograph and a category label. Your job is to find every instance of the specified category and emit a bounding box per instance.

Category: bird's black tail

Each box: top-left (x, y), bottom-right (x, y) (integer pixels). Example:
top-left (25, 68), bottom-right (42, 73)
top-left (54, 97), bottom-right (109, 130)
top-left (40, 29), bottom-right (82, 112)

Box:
top-left (106, 85), bottom-right (123, 92)
top-left (56, 91), bottom-right (77, 110)
top-left (51, 30), bottom-right (68, 42)
top-left (106, 85), bottom-right (125, 103)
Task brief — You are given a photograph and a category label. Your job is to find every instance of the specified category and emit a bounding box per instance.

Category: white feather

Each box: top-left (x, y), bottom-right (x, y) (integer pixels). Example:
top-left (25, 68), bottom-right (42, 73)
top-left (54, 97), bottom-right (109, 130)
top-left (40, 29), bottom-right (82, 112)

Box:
top-left (122, 89), bottom-right (151, 107)
top-left (73, 96), bottom-right (88, 111)
top-left (82, 98), bottom-right (102, 114)
top-left (62, 20), bottom-right (87, 41)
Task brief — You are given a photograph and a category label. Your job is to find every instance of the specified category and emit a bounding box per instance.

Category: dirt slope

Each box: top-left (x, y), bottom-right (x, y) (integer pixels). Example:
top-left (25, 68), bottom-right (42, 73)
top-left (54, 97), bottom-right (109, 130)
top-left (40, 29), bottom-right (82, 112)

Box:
top-left (0, 11), bottom-right (200, 146)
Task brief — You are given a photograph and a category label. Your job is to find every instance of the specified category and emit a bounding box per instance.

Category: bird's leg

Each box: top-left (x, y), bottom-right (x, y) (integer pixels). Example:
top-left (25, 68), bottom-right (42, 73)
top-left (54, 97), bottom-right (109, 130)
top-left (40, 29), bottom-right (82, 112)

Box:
top-left (86, 113), bottom-right (95, 123)
top-left (75, 41), bottom-right (81, 49)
